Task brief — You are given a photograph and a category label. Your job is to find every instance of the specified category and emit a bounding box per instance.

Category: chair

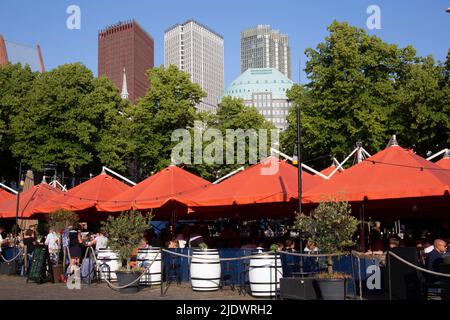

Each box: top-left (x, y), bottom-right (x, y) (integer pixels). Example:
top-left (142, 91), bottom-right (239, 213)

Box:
top-left (220, 260), bottom-right (236, 291)
top-left (166, 255), bottom-right (181, 286)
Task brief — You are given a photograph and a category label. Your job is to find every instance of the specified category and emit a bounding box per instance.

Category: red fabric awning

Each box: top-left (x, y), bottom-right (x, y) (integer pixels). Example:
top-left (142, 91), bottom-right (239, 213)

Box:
top-left (303, 145), bottom-right (450, 203)
top-left (0, 189), bottom-right (15, 203)
top-left (187, 157), bottom-right (319, 207)
top-left (33, 173), bottom-right (130, 214)
top-left (0, 183), bottom-right (63, 219)
top-left (96, 165), bottom-right (211, 212)
top-left (436, 157), bottom-right (450, 170)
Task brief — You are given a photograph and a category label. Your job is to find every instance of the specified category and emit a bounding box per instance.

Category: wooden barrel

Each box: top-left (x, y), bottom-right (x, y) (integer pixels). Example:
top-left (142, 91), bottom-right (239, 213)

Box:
top-left (136, 247), bottom-right (162, 285)
top-left (249, 253), bottom-right (283, 297)
top-left (97, 249), bottom-right (120, 281)
top-left (190, 249), bottom-right (221, 291)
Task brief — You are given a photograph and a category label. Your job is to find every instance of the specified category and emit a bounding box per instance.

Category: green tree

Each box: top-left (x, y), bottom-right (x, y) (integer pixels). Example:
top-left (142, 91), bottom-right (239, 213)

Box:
top-left (0, 63), bottom-right (36, 181)
top-left (391, 54), bottom-right (450, 154)
top-left (186, 96), bottom-right (275, 181)
top-left (101, 211), bottom-right (153, 271)
top-left (126, 65), bottom-right (205, 180)
top-left (295, 201), bottom-right (358, 274)
top-left (281, 21), bottom-right (448, 169)
top-left (9, 63), bottom-right (129, 176)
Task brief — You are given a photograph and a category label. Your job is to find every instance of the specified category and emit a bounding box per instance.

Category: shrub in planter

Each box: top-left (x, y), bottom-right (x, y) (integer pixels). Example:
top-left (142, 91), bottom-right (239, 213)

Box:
top-left (295, 200), bottom-right (358, 300)
top-left (47, 209), bottom-right (79, 233)
top-left (101, 211), bottom-right (153, 293)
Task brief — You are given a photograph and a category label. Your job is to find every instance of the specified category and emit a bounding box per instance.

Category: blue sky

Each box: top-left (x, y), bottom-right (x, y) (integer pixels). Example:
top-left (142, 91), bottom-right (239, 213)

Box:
top-left (1, 0), bottom-right (449, 87)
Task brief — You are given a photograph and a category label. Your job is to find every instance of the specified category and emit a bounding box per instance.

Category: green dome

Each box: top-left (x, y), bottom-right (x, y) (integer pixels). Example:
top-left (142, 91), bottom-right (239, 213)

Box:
top-left (224, 68), bottom-right (294, 100)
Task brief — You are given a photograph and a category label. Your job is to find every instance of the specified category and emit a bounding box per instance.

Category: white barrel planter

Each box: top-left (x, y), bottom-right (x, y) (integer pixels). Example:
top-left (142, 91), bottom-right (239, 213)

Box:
top-left (136, 247), bottom-right (162, 285)
top-left (97, 248), bottom-right (121, 281)
top-left (249, 253), bottom-right (283, 297)
top-left (190, 249), bottom-right (221, 291)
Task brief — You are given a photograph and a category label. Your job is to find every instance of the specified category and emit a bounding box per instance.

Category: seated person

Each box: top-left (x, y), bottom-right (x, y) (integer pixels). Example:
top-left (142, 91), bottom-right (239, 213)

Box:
top-left (425, 239), bottom-right (447, 283)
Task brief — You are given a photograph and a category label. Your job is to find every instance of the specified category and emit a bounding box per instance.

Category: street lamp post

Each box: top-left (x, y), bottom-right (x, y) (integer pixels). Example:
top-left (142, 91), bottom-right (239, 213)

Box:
top-left (296, 105), bottom-right (305, 275)
top-left (14, 161), bottom-right (23, 235)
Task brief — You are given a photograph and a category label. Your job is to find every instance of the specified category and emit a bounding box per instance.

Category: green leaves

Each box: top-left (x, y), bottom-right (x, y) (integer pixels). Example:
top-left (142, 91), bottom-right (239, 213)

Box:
top-left (101, 211), bottom-right (153, 268)
top-left (282, 21), bottom-right (449, 169)
top-left (7, 62), bottom-right (130, 175)
top-left (294, 201), bottom-right (359, 273)
top-left (47, 209), bottom-right (79, 232)
top-left (125, 65), bottom-right (204, 180)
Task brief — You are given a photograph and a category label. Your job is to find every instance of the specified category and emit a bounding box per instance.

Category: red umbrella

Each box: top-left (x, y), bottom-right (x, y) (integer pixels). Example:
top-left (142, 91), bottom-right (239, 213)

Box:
top-left (303, 145), bottom-right (450, 204)
top-left (97, 165), bottom-right (211, 213)
top-left (34, 172), bottom-right (130, 214)
top-left (187, 156), bottom-right (319, 207)
top-left (0, 183), bottom-right (63, 219)
top-left (436, 155), bottom-right (450, 170)
top-left (0, 189), bottom-right (15, 203)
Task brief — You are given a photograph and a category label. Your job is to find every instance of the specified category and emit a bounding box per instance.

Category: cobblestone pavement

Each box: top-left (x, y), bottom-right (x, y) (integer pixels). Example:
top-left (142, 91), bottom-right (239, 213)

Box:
top-left (0, 275), bottom-right (258, 300)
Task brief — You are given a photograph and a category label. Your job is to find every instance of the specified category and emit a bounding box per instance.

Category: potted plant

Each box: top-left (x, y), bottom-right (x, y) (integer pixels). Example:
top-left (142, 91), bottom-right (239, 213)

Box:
top-left (295, 200), bottom-right (358, 300)
top-left (101, 210), bottom-right (153, 293)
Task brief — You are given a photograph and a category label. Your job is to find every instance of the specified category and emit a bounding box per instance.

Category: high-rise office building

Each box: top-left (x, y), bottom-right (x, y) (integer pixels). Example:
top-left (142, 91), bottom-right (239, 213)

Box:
top-left (164, 19), bottom-right (224, 113)
top-left (241, 25), bottom-right (291, 79)
top-left (0, 35), bottom-right (45, 72)
top-left (98, 20), bottom-right (154, 104)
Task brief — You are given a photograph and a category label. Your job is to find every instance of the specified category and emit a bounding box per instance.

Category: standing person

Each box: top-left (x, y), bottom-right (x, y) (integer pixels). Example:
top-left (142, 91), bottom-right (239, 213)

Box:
top-left (23, 229), bottom-right (35, 255)
top-left (21, 229), bottom-right (35, 276)
top-left (68, 223), bottom-right (82, 272)
top-left (45, 227), bottom-right (60, 264)
top-left (369, 221), bottom-right (383, 252)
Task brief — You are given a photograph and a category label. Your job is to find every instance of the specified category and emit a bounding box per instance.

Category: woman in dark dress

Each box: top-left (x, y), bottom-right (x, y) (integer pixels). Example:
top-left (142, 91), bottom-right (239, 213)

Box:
top-left (68, 223), bottom-right (82, 268)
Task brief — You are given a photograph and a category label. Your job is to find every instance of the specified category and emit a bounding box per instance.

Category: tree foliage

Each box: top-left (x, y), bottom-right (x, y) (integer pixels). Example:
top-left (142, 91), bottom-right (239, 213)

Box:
top-left (9, 63), bottom-right (130, 176)
top-left (47, 209), bottom-right (79, 232)
top-left (281, 21), bottom-right (449, 169)
top-left (125, 65), bottom-right (205, 180)
top-left (186, 96), bottom-right (275, 181)
top-left (101, 211), bottom-right (153, 270)
top-left (294, 200), bottom-right (358, 274)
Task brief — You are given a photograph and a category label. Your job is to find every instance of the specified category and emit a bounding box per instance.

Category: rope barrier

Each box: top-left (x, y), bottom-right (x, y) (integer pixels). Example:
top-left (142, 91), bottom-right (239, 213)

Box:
top-left (160, 248), bottom-right (349, 261)
top-left (279, 250), bottom-right (349, 258)
top-left (0, 248), bottom-right (23, 263)
top-left (388, 251), bottom-right (450, 278)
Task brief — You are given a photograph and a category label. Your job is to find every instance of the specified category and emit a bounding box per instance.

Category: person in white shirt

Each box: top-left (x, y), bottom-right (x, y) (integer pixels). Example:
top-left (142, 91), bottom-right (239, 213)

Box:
top-left (45, 227), bottom-right (60, 263)
top-left (87, 230), bottom-right (108, 254)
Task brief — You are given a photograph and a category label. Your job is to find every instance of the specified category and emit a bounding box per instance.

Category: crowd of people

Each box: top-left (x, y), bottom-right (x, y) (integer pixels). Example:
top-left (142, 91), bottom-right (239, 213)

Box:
top-left (1, 218), bottom-right (449, 281)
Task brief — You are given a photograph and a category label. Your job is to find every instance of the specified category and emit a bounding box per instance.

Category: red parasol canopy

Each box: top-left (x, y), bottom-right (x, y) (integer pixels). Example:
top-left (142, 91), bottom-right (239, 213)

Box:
top-left (0, 183), bottom-right (63, 219)
top-left (0, 189), bottom-right (15, 203)
top-left (96, 165), bottom-right (211, 213)
top-left (436, 157), bottom-right (450, 170)
top-left (303, 145), bottom-right (450, 203)
top-left (187, 157), bottom-right (319, 207)
top-left (34, 172), bottom-right (130, 214)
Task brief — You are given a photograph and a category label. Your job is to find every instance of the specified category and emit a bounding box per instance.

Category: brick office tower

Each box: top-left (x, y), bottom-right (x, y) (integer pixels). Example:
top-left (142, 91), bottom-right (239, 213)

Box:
top-left (98, 20), bottom-right (154, 104)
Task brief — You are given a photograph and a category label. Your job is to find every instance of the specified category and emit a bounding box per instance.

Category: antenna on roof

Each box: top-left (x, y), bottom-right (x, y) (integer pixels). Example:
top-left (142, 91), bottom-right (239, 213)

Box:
top-left (387, 135), bottom-right (399, 147)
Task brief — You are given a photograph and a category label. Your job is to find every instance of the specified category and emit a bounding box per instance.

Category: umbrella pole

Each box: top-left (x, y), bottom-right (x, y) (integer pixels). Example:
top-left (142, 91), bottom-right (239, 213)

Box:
top-left (296, 104), bottom-right (304, 275)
